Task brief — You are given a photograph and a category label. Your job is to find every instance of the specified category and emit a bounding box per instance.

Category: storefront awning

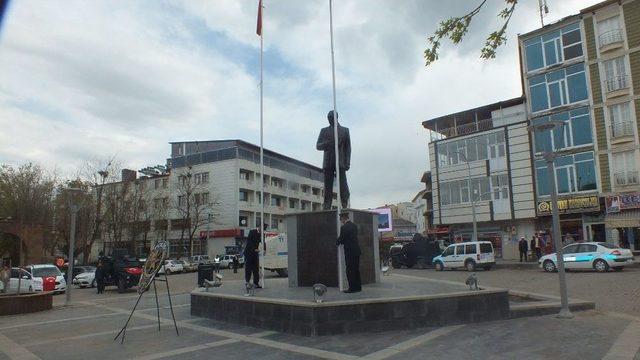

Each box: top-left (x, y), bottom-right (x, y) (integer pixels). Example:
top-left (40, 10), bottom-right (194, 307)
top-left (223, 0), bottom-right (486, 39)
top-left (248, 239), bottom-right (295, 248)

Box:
top-left (605, 210), bottom-right (640, 228)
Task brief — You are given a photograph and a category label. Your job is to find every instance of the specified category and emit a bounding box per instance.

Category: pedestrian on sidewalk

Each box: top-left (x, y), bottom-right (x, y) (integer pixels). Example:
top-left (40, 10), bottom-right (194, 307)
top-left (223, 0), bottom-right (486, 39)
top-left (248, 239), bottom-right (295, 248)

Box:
top-left (533, 235), bottom-right (542, 260)
top-left (232, 255), bottom-right (238, 274)
top-left (518, 236), bottom-right (528, 262)
top-left (95, 259), bottom-right (105, 294)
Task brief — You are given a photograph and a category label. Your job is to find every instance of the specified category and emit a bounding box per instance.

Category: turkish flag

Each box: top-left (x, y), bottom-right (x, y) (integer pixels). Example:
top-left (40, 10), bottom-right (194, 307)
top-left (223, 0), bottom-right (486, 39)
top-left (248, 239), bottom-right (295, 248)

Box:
top-left (256, 0), bottom-right (262, 36)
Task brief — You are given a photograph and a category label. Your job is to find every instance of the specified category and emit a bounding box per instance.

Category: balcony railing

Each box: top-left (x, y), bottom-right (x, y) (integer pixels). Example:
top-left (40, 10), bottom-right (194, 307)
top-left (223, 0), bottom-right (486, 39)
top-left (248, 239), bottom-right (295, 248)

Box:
top-left (610, 121), bottom-right (634, 138)
top-left (605, 75), bottom-right (629, 93)
top-left (614, 171), bottom-right (639, 186)
top-left (599, 29), bottom-right (624, 48)
top-left (436, 118), bottom-right (494, 138)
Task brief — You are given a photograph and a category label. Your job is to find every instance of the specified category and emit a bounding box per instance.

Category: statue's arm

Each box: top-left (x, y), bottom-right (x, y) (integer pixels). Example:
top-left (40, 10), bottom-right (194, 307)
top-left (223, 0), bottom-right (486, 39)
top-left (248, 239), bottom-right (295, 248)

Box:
top-left (344, 128), bottom-right (351, 170)
top-left (316, 129), bottom-right (332, 150)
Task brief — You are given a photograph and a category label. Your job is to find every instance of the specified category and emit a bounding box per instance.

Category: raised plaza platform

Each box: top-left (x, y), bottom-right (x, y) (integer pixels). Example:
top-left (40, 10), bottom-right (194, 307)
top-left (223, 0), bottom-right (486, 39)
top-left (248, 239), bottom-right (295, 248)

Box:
top-left (191, 276), bottom-right (510, 336)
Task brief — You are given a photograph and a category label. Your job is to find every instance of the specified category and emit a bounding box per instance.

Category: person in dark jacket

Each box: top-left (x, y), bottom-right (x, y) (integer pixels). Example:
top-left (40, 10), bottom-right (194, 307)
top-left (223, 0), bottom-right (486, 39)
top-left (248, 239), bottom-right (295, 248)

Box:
top-left (337, 212), bottom-right (361, 293)
top-left (244, 227), bottom-right (262, 288)
top-left (95, 259), bottom-right (105, 294)
top-left (518, 236), bottom-right (529, 263)
top-left (232, 255), bottom-right (239, 274)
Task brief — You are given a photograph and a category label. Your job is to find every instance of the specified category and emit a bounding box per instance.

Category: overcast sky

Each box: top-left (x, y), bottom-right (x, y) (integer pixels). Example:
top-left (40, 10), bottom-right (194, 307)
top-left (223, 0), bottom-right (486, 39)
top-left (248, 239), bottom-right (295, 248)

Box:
top-left (0, 0), bottom-right (601, 209)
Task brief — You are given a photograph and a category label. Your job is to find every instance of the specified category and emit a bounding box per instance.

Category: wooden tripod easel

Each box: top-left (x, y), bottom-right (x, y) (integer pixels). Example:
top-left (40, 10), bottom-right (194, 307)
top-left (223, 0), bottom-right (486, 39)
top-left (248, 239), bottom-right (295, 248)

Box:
top-left (113, 271), bottom-right (179, 344)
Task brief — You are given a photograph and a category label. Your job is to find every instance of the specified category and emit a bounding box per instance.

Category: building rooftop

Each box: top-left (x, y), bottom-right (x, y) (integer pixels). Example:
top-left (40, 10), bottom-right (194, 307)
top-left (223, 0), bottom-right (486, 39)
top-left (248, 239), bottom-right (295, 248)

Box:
top-left (422, 97), bottom-right (524, 139)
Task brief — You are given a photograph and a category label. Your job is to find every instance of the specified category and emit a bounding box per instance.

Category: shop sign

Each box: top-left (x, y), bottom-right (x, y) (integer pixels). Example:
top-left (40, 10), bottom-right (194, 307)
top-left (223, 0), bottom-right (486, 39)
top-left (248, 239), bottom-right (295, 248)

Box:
top-left (537, 196), bottom-right (599, 215)
top-left (606, 192), bottom-right (640, 213)
top-left (427, 226), bottom-right (450, 234)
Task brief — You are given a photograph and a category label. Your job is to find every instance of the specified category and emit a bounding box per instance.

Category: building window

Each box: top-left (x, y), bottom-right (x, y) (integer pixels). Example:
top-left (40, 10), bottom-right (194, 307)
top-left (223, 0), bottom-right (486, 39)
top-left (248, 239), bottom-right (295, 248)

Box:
top-left (271, 197), bottom-right (281, 207)
top-left (437, 131), bottom-right (502, 167)
top-left (271, 178), bottom-right (282, 188)
top-left (162, 179), bottom-right (168, 188)
top-left (524, 22), bottom-right (582, 72)
top-left (439, 177), bottom-right (491, 206)
top-left (154, 179), bottom-right (161, 189)
top-left (195, 192), bottom-right (209, 206)
top-left (536, 151), bottom-right (597, 196)
top-left (289, 199), bottom-right (296, 209)
top-left (302, 185), bottom-right (310, 193)
top-left (239, 170), bottom-right (250, 180)
top-left (239, 190), bottom-right (248, 202)
top-left (609, 102), bottom-right (633, 138)
top-left (179, 175), bottom-right (189, 186)
top-left (603, 57), bottom-right (628, 93)
top-left (301, 202), bottom-right (307, 210)
top-left (178, 195), bottom-right (186, 207)
top-left (613, 151), bottom-right (638, 186)
top-left (312, 188), bottom-right (320, 196)
top-left (528, 63), bottom-right (588, 113)
top-left (194, 172), bottom-right (209, 185)
top-left (153, 198), bottom-right (168, 210)
top-left (597, 16), bottom-right (623, 47)
top-left (491, 174), bottom-right (509, 200)
top-left (533, 107), bottom-right (592, 153)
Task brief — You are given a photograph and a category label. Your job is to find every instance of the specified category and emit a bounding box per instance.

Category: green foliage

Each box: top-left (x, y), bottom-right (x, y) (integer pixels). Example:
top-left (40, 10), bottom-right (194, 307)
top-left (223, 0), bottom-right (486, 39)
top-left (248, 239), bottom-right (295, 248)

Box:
top-left (424, 0), bottom-right (518, 67)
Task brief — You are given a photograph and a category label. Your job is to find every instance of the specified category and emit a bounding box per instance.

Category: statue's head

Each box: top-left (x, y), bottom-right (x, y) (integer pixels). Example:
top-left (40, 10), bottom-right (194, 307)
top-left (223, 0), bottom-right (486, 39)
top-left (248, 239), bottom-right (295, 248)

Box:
top-left (327, 110), bottom-right (338, 126)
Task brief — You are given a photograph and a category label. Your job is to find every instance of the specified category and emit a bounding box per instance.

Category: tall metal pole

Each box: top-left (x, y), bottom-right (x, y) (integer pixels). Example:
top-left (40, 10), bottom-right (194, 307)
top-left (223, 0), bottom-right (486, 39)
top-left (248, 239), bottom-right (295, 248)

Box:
top-left (259, 0), bottom-right (266, 289)
top-left (66, 203), bottom-right (78, 306)
top-left (329, 0), bottom-right (345, 291)
top-left (546, 154), bottom-right (573, 318)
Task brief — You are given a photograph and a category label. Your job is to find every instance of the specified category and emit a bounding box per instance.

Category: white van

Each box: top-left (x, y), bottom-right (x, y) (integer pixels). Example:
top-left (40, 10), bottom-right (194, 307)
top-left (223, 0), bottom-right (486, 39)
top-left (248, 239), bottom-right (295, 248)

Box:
top-left (432, 241), bottom-right (495, 271)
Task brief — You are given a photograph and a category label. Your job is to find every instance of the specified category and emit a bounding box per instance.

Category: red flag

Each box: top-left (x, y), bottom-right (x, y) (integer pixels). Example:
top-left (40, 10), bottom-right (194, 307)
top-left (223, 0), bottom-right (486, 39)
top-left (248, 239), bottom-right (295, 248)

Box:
top-left (256, 0), bottom-right (262, 36)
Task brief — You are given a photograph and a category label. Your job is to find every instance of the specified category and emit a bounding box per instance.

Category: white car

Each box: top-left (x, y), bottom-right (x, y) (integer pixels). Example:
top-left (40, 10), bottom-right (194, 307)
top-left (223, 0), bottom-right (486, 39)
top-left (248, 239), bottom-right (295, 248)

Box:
top-left (432, 241), bottom-right (496, 271)
top-left (26, 264), bottom-right (67, 294)
top-left (73, 267), bottom-right (97, 288)
top-left (158, 260), bottom-right (183, 275)
top-left (1, 268), bottom-right (34, 293)
top-left (539, 242), bottom-right (635, 273)
top-left (218, 255), bottom-right (238, 269)
top-left (190, 255), bottom-right (211, 265)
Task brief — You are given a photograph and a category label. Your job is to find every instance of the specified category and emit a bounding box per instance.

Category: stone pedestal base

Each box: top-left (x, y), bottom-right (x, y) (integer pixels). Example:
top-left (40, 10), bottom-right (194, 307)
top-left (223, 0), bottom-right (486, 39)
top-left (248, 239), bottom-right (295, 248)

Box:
top-left (287, 209), bottom-right (380, 287)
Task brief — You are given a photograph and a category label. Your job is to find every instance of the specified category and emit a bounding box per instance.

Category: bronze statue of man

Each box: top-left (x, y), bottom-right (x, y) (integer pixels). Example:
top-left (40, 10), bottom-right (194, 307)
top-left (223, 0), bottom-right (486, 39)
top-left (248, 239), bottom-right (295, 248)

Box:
top-left (316, 110), bottom-right (350, 210)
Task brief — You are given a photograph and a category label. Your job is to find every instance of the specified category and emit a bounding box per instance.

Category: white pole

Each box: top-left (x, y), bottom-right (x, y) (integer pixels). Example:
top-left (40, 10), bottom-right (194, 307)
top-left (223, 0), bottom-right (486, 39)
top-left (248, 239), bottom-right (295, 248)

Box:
top-left (259, 1), bottom-right (266, 289)
top-left (329, 0), bottom-right (345, 292)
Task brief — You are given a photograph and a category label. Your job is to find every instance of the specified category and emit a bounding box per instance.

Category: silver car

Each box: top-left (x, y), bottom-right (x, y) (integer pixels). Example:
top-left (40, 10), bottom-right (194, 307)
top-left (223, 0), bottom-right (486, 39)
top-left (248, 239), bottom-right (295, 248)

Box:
top-left (539, 242), bottom-right (634, 273)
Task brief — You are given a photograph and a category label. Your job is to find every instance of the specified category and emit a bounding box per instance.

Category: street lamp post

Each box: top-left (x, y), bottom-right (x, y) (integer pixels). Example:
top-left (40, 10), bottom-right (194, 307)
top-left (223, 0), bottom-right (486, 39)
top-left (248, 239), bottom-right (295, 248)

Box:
top-left (456, 151), bottom-right (478, 241)
top-left (65, 188), bottom-right (83, 307)
top-left (528, 121), bottom-right (573, 319)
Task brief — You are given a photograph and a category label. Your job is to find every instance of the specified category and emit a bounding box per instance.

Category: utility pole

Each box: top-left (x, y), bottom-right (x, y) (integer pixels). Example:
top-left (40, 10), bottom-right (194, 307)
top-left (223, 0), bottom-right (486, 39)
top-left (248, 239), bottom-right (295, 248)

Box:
top-left (66, 188), bottom-right (83, 307)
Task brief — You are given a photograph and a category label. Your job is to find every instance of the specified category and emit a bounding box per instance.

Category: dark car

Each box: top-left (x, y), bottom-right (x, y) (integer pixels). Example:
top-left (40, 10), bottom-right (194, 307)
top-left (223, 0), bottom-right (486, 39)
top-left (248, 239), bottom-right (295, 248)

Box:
top-left (100, 250), bottom-right (143, 293)
top-left (390, 234), bottom-right (441, 269)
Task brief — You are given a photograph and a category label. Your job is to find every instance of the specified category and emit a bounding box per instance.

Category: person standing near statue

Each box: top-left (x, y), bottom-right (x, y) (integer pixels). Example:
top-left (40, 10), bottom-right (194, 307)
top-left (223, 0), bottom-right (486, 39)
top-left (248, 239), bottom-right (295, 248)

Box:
top-left (244, 227), bottom-right (262, 289)
top-left (316, 110), bottom-right (351, 210)
top-left (337, 212), bottom-right (361, 293)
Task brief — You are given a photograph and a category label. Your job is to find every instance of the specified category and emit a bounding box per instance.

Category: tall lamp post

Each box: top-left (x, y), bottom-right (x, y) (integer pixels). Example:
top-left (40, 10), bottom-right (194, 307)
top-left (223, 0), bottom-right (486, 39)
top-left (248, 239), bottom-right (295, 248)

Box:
top-left (456, 151), bottom-right (478, 241)
top-left (528, 121), bottom-right (573, 319)
top-left (65, 187), bottom-right (83, 307)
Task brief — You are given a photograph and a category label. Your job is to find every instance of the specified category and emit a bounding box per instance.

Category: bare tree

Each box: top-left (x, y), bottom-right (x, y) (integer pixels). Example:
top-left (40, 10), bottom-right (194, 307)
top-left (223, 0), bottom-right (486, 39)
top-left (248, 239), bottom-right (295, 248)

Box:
top-left (171, 167), bottom-right (220, 258)
top-left (424, 0), bottom-right (518, 67)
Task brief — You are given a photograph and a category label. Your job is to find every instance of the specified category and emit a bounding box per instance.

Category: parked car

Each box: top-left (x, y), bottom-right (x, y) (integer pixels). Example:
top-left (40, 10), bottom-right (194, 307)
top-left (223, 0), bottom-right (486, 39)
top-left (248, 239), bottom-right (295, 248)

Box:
top-left (218, 255), bottom-right (239, 269)
top-left (72, 266), bottom-right (97, 288)
top-left (190, 255), bottom-right (211, 265)
top-left (25, 264), bottom-right (67, 294)
top-left (101, 251), bottom-right (143, 293)
top-left (158, 260), bottom-right (184, 275)
top-left (539, 242), bottom-right (634, 273)
top-left (1, 268), bottom-right (34, 293)
top-left (178, 258), bottom-right (198, 272)
top-left (432, 241), bottom-right (495, 271)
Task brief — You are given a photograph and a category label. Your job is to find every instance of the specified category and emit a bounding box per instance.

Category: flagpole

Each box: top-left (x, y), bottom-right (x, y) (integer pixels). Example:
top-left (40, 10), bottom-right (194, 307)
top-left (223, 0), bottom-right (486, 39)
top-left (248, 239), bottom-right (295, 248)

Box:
top-left (259, 0), bottom-right (266, 289)
top-left (329, 0), bottom-right (345, 292)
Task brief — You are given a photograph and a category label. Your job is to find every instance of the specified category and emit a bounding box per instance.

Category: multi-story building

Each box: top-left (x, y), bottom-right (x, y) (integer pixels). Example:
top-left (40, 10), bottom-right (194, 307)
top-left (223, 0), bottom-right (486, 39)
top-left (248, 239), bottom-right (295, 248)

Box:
top-left (519, 13), bottom-right (603, 244)
top-left (423, 97), bottom-right (536, 259)
top-left (96, 140), bottom-right (331, 259)
top-left (581, 0), bottom-right (640, 250)
top-left (518, 0), bottom-right (639, 249)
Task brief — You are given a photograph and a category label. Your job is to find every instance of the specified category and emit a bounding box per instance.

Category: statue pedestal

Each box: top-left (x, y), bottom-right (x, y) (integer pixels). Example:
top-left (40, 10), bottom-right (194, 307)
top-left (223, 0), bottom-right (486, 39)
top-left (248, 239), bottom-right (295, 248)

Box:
top-left (286, 209), bottom-right (380, 287)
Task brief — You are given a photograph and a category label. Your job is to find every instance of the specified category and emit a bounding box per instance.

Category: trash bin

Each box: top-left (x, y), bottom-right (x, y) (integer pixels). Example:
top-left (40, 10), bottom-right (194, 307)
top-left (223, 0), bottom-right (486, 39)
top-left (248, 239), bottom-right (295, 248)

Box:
top-left (197, 263), bottom-right (214, 287)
